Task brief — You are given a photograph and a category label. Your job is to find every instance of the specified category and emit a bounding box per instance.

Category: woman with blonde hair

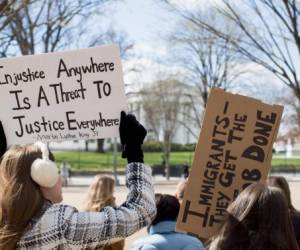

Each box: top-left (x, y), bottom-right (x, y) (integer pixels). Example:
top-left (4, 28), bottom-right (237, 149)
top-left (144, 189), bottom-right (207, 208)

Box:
top-left (83, 175), bottom-right (124, 250)
top-left (208, 182), bottom-right (298, 250)
top-left (0, 112), bottom-right (156, 249)
top-left (83, 175), bottom-right (116, 211)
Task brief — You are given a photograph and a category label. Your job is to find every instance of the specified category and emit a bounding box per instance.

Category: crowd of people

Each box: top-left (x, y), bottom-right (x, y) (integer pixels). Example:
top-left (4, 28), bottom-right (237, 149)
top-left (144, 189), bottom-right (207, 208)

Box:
top-left (0, 112), bottom-right (299, 249)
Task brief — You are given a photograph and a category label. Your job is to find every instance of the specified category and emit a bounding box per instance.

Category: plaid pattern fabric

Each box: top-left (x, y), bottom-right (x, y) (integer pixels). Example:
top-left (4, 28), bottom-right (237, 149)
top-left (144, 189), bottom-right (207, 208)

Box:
top-left (16, 163), bottom-right (156, 250)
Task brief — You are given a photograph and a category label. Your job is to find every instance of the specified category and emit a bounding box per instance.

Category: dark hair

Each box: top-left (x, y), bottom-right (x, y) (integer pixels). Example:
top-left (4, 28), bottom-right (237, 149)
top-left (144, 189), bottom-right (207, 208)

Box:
top-left (152, 194), bottom-right (180, 225)
top-left (267, 176), bottom-right (296, 212)
top-left (211, 183), bottom-right (298, 250)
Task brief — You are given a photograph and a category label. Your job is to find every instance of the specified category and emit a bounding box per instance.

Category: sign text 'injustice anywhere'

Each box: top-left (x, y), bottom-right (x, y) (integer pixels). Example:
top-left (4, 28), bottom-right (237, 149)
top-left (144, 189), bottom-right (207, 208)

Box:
top-left (0, 44), bottom-right (127, 144)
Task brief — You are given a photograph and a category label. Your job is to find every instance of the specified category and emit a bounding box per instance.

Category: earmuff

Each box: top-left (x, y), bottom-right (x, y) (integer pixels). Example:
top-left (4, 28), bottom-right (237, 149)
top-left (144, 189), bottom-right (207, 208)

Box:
top-left (31, 142), bottom-right (59, 188)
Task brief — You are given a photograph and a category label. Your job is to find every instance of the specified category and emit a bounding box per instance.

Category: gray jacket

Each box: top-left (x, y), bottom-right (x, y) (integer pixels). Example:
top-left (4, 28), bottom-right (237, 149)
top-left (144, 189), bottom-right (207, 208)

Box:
top-left (17, 163), bottom-right (156, 249)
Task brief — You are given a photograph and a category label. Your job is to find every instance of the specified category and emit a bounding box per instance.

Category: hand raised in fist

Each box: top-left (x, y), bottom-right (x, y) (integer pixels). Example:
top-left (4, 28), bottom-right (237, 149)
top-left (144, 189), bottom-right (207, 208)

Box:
top-left (119, 111), bottom-right (147, 163)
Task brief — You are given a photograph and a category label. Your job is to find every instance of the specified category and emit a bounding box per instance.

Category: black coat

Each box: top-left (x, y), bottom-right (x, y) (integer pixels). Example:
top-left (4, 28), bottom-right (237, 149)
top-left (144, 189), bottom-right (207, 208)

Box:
top-left (292, 211), bottom-right (300, 248)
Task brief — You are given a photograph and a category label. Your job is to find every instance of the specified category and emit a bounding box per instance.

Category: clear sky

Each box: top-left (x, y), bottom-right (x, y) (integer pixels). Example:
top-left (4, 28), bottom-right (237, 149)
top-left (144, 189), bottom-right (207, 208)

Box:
top-left (109, 0), bottom-right (221, 49)
top-left (111, 0), bottom-right (176, 45)
top-left (102, 0), bottom-right (181, 86)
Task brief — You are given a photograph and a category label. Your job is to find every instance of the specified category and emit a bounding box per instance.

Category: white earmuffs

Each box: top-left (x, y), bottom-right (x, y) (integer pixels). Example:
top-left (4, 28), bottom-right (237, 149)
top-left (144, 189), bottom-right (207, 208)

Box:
top-left (31, 142), bottom-right (59, 188)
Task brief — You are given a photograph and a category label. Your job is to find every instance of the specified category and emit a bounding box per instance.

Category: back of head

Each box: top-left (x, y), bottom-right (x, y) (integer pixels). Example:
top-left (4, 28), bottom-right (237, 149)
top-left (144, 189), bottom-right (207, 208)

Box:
top-left (213, 183), bottom-right (298, 250)
top-left (0, 144), bottom-right (46, 249)
top-left (83, 175), bottom-right (116, 212)
top-left (152, 194), bottom-right (180, 225)
top-left (267, 176), bottom-right (295, 212)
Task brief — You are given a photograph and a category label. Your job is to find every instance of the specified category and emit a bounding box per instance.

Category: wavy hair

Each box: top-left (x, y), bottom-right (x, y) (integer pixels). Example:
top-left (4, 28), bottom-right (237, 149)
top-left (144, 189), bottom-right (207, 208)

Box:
top-left (82, 175), bottom-right (116, 212)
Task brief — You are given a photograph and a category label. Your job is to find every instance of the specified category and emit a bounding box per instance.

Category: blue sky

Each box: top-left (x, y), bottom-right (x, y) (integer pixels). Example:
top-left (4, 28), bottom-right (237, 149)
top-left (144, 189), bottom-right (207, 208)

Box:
top-left (101, 0), bottom-right (182, 86)
top-left (111, 0), bottom-right (176, 45)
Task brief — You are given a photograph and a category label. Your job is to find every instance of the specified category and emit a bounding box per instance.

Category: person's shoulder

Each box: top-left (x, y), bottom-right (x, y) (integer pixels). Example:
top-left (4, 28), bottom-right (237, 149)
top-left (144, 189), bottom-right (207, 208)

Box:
top-left (38, 203), bottom-right (79, 225)
top-left (18, 203), bottom-right (79, 247)
top-left (130, 235), bottom-right (162, 250)
top-left (149, 232), bottom-right (203, 249)
top-left (178, 233), bottom-right (204, 248)
top-left (46, 203), bottom-right (78, 213)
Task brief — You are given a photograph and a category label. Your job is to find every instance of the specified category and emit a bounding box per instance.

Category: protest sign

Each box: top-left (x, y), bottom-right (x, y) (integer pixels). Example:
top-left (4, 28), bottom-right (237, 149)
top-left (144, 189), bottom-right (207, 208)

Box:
top-left (0, 44), bottom-right (127, 145)
top-left (176, 88), bottom-right (283, 239)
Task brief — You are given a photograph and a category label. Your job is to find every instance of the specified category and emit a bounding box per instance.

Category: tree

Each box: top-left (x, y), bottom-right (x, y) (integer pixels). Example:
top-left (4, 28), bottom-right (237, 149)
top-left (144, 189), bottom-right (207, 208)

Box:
top-left (0, 0), bottom-right (118, 56)
top-left (160, 3), bottom-right (245, 139)
top-left (0, 0), bottom-right (133, 153)
top-left (278, 89), bottom-right (300, 142)
top-left (162, 0), bottom-right (300, 100)
top-left (93, 29), bottom-right (134, 152)
top-left (140, 78), bottom-right (184, 180)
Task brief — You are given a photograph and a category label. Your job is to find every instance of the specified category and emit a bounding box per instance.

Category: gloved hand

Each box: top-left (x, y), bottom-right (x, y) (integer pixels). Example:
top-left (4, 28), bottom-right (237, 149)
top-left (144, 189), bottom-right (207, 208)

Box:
top-left (119, 111), bottom-right (147, 163)
top-left (0, 121), bottom-right (7, 159)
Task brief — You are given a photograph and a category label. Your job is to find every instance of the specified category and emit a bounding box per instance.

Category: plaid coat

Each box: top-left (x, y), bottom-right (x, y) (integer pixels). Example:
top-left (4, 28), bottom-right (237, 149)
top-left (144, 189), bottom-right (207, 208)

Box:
top-left (16, 163), bottom-right (156, 250)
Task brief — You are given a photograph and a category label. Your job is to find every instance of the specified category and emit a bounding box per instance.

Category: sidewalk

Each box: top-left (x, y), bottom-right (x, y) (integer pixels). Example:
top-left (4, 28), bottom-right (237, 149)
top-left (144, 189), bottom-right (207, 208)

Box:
top-left (66, 172), bottom-right (300, 186)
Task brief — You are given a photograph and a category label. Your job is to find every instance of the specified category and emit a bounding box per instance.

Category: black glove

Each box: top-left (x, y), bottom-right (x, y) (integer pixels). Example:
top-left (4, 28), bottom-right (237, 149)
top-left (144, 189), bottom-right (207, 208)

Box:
top-left (0, 121), bottom-right (7, 159)
top-left (119, 111), bottom-right (147, 163)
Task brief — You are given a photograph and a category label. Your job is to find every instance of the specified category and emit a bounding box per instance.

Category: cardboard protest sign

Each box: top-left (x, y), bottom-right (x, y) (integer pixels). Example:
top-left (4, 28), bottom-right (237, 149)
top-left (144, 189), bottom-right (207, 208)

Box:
top-left (0, 44), bottom-right (127, 145)
top-left (176, 88), bottom-right (283, 239)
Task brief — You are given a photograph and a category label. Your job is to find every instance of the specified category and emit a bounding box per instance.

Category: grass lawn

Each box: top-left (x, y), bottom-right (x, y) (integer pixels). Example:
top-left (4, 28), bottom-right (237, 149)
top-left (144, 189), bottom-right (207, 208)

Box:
top-left (271, 158), bottom-right (300, 167)
top-left (53, 151), bottom-right (300, 171)
top-left (53, 151), bottom-right (194, 171)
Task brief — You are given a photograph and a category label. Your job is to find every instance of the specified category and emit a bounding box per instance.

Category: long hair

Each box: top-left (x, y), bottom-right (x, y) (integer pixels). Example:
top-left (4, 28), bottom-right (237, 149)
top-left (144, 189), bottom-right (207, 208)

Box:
top-left (0, 144), bottom-right (51, 249)
top-left (211, 183), bottom-right (298, 250)
top-left (267, 176), bottom-right (296, 212)
top-left (82, 175), bottom-right (116, 212)
top-left (83, 176), bottom-right (124, 250)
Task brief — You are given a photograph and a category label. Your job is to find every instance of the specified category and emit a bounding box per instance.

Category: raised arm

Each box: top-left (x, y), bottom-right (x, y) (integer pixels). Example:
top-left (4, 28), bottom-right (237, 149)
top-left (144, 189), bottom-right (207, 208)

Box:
top-left (62, 112), bottom-right (156, 248)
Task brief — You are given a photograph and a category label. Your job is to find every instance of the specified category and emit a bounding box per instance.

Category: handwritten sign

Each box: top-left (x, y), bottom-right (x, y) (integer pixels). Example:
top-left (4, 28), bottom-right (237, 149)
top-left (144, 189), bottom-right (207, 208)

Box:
top-left (0, 44), bottom-right (127, 145)
top-left (176, 88), bottom-right (283, 239)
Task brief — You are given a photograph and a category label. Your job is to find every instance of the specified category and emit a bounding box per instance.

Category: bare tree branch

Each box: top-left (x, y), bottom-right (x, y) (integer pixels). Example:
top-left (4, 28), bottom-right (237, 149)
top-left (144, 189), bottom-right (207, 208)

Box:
top-left (161, 0), bottom-right (300, 100)
top-left (0, 0), bottom-right (118, 56)
top-left (140, 78), bottom-right (185, 179)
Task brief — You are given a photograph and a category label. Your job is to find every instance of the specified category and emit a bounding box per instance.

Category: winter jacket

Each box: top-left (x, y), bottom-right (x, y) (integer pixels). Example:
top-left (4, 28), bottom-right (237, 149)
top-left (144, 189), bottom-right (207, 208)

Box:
top-left (16, 163), bottom-right (156, 249)
top-left (130, 221), bottom-right (204, 250)
top-left (292, 211), bottom-right (300, 248)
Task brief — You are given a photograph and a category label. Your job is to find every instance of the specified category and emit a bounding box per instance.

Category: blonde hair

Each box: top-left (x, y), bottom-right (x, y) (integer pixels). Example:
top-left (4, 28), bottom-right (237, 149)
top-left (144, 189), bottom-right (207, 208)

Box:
top-left (0, 144), bottom-right (53, 249)
top-left (83, 175), bottom-right (116, 212)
